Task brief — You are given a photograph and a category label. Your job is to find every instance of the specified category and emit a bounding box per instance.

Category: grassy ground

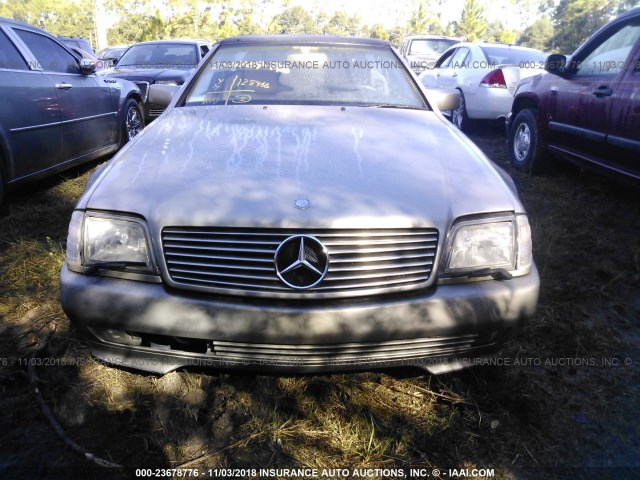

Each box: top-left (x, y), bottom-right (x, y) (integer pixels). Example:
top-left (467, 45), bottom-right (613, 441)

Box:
top-left (0, 126), bottom-right (639, 479)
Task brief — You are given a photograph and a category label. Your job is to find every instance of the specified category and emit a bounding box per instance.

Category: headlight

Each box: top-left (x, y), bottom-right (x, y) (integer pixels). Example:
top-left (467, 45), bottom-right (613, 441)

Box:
top-left (155, 80), bottom-right (178, 85)
top-left (442, 214), bottom-right (532, 279)
top-left (65, 211), bottom-right (156, 274)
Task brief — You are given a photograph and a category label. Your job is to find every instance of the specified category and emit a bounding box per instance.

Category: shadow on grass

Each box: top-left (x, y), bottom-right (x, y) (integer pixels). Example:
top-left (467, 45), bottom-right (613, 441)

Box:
top-left (1, 135), bottom-right (640, 479)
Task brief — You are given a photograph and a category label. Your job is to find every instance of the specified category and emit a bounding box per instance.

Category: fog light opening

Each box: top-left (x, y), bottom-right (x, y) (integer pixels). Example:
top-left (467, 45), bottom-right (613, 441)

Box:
top-left (95, 328), bottom-right (142, 346)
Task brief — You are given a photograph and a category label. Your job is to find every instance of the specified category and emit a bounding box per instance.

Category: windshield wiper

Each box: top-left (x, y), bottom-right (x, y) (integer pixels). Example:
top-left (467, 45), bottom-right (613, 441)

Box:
top-left (85, 261), bottom-right (147, 276)
top-left (365, 104), bottom-right (425, 110)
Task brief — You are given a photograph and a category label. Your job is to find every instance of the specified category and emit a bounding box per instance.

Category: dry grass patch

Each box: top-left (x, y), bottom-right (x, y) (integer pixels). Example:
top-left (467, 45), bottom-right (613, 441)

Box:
top-left (1, 137), bottom-right (639, 479)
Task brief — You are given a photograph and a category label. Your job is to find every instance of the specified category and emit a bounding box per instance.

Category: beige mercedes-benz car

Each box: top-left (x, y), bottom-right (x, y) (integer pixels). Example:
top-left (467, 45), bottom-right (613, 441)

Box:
top-left (60, 35), bottom-right (539, 375)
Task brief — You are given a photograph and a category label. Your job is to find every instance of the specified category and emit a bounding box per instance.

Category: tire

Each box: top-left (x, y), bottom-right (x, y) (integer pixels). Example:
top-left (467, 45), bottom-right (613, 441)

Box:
top-left (0, 167), bottom-right (4, 208)
top-left (121, 98), bottom-right (144, 146)
top-left (508, 108), bottom-right (548, 173)
top-left (451, 90), bottom-right (474, 133)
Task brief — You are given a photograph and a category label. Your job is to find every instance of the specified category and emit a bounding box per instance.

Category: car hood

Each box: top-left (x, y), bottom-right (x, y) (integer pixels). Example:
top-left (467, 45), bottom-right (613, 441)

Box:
top-left (84, 105), bottom-right (521, 230)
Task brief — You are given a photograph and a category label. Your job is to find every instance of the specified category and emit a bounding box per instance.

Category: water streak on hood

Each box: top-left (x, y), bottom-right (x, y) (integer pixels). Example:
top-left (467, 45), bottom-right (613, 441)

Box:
top-left (86, 105), bottom-right (520, 230)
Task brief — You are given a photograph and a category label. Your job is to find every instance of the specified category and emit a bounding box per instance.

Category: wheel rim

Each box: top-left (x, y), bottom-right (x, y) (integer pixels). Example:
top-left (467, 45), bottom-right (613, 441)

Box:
top-left (513, 122), bottom-right (531, 162)
top-left (125, 106), bottom-right (142, 141)
top-left (452, 94), bottom-right (465, 129)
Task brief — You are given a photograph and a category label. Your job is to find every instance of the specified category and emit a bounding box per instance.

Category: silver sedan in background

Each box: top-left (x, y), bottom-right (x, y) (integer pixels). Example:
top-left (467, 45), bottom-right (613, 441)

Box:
top-left (419, 42), bottom-right (547, 132)
top-left (60, 35), bottom-right (539, 375)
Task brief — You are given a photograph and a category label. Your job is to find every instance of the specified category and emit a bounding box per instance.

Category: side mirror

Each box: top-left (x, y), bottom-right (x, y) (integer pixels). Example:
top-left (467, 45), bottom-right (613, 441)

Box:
top-left (79, 59), bottom-right (96, 75)
top-left (428, 88), bottom-right (461, 112)
top-left (149, 84), bottom-right (178, 108)
top-left (545, 54), bottom-right (567, 76)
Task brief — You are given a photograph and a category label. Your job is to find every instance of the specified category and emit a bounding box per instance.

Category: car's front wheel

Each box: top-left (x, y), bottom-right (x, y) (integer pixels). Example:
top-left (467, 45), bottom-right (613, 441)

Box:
top-left (508, 108), bottom-right (547, 173)
top-left (121, 98), bottom-right (144, 145)
top-left (0, 165), bottom-right (4, 208)
top-left (451, 90), bottom-right (473, 133)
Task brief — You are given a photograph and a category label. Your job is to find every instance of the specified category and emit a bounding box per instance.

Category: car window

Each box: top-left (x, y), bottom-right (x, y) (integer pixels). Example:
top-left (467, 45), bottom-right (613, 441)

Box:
top-left (0, 29), bottom-right (28, 70)
top-left (574, 20), bottom-right (640, 77)
top-left (400, 39), bottom-right (408, 55)
top-left (435, 48), bottom-right (456, 68)
top-left (99, 47), bottom-right (126, 59)
top-left (449, 47), bottom-right (470, 68)
top-left (200, 45), bottom-right (209, 57)
top-left (117, 43), bottom-right (199, 68)
top-left (185, 43), bottom-right (426, 109)
top-left (15, 29), bottom-right (79, 73)
top-left (479, 46), bottom-right (546, 66)
top-left (409, 39), bottom-right (459, 56)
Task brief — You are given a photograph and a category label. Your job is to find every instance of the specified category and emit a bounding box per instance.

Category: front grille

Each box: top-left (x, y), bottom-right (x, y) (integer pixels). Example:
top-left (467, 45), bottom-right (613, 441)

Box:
top-left (211, 334), bottom-right (479, 366)
top-left (133, 81), bottom-right (149, 102)
top-left (162, 227), bottom-right (439, 298)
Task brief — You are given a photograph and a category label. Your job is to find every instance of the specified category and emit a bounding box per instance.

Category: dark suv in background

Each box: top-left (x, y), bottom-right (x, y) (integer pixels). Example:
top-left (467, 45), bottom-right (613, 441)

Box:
top-left (507, 7), bottom-right (640, 183)
top-left (99, 39), bottom-right (212, 122)
top-left (58, 35), bottom-right (94, 54)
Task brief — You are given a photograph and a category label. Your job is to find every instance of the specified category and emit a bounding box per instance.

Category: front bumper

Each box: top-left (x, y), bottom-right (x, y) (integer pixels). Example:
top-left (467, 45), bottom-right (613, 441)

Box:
top-left (60, 264), bottom-right (539, 374)
top-left (466, 88), bottom-right (514, 121)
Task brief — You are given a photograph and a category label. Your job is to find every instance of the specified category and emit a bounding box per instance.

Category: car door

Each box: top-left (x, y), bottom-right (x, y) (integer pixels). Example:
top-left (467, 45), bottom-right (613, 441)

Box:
top-left (13, 28), bottom-right (119, 163)
top-left (419, 48), bottom-right (453, 89)
top-left (606, 37), bottom-right (640, 179)
top-left (545, 18), bottom-right (640, 166)
top-left (0, 25), bottom-right (63, 181)
top-left (438, 47), bottom-right (470, 90)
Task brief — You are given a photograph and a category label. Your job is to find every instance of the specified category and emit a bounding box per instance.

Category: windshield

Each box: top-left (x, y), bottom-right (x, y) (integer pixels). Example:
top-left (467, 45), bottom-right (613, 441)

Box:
top-left (409, 39), bottom-right (459, 56)
top-left (184, 43), bottom-right (426, 109)
top-left (479, 46), bottom-right (547, 65)
top-left (117, 43), bottom-right (198, 68)
top-left (100, 47), bottom-right (127, 59)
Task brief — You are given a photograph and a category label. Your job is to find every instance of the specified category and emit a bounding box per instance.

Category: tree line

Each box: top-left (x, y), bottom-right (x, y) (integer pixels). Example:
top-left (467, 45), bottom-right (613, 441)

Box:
top-left (0, 0), bottom-right (636, 54)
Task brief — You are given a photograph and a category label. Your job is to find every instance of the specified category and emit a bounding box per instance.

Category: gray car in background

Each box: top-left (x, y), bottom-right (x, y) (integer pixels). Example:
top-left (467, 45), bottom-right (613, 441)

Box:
top-left (400, 34), bottom-right (462, 74)
top-left (60, 35), bottom-right (539, 375)
top-left (0, 17), bottom-right (144, 205)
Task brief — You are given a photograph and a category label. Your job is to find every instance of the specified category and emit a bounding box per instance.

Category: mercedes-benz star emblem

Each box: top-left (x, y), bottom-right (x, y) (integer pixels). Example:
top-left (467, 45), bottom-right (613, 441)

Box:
top-left (274, 235), bottom-right (329, 289)
top-left (293, 198), bottom-right (311, 210)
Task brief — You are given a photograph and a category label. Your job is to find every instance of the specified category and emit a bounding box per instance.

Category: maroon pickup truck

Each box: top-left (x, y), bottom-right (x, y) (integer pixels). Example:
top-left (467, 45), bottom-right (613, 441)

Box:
top-left (507, 7), bottom-right (640, 183)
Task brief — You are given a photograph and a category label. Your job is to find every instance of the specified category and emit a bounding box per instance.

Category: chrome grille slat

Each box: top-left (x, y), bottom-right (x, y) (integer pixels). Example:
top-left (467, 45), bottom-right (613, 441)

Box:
top-left (322, 238), bottom-right (437, 246)
top-left (164, 229), bottom-right (435, 238)
top-left (327, 245), bottom-right (434, 255)
top-left (169, 274), bottom-right (430, 292)
top-left (164, 243), bottom-right (276, 255)
top-left (316, 276), bottom-right (431, 290)
top-left (329, 260), bottom-right (433, 272)
top-left (163, 236), bottom-right (282, 246)
top-left (166, 251), bottom-right (274, 263)
top-left (329, 252), bottom-right (432, 264)
top-left (326, 267), bottom-right (430, 281)
top-left (169, 268), bottom-right (275, 282)
top-left (162, 227), bottom-right (438, 298)
top-left (169, 260), bottom-right (274, 272)
top-left (171, 275), bottom-right (288, 291)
